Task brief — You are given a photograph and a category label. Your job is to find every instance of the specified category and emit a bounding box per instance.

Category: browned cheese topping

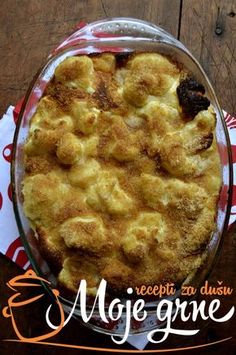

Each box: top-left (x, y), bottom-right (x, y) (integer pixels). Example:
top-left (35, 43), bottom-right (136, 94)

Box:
top-left (22, 53), bottom-right (222, 295)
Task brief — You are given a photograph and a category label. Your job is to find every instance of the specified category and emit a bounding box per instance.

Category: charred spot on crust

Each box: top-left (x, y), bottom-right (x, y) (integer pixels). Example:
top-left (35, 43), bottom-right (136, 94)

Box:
top-left (196, 133), bottom-right (214, 152)
top-left (92, 79), bottom-right (118, 110)
top-left (177, 77), bottom-right (210, 118)
top-left (115, 53), bottom-right (132, 68)
top-left (45, 82), bottom-right (86, 111)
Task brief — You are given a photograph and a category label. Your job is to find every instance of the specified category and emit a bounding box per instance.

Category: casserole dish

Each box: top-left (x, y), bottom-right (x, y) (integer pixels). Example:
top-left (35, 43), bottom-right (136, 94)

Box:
top-left (11, 17), bottom-right (233, 336)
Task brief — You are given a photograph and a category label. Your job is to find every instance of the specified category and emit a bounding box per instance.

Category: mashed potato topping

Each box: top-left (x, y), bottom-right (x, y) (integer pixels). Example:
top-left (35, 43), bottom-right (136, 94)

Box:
top-left (22, 53), bottom-right (221, 294)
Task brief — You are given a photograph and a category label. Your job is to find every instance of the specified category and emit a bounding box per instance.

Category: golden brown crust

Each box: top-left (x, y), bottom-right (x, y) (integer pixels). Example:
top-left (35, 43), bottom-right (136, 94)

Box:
top-left (22, 52), bottom-right (222, 295)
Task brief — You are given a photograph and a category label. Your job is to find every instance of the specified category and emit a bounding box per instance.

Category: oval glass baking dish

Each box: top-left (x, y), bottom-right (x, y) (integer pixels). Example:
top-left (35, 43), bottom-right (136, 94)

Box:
top-left (11, 18), bottom-right (233, 336)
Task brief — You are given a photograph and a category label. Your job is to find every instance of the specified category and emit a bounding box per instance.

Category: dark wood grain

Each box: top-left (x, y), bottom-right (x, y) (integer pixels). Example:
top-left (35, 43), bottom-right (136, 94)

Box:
top-left (0, 0), bottom-right (181, 117)
top-left (180, 0), bottom-right (236, 116)
top-left (1, 0), bottom-right (236, 354)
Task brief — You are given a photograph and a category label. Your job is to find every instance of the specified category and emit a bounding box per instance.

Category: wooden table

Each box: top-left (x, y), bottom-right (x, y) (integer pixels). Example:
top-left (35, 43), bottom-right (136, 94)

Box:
top-left (0, 1), bottom-right (236, 354)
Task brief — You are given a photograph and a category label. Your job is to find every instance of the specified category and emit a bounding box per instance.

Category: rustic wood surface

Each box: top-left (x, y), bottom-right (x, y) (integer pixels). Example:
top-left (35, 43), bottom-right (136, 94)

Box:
top-left (0, 0), bottom-right (236, 354)
top-left (180, 0), bottom-right (236, 116)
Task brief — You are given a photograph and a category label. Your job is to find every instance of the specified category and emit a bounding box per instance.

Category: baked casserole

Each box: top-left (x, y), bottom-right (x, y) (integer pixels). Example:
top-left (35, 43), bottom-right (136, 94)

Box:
top-left (22, 52), bottom-right (222, 295)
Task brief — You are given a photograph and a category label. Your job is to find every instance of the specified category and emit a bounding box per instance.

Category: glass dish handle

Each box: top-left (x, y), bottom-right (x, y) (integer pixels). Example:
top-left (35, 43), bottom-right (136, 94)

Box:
top-left (52, 17), bottom-right (187, 55)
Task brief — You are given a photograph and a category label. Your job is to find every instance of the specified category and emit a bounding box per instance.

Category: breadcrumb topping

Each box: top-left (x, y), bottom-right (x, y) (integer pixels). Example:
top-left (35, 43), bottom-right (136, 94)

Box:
top-left (22, 52), bottom-right (221, 295)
